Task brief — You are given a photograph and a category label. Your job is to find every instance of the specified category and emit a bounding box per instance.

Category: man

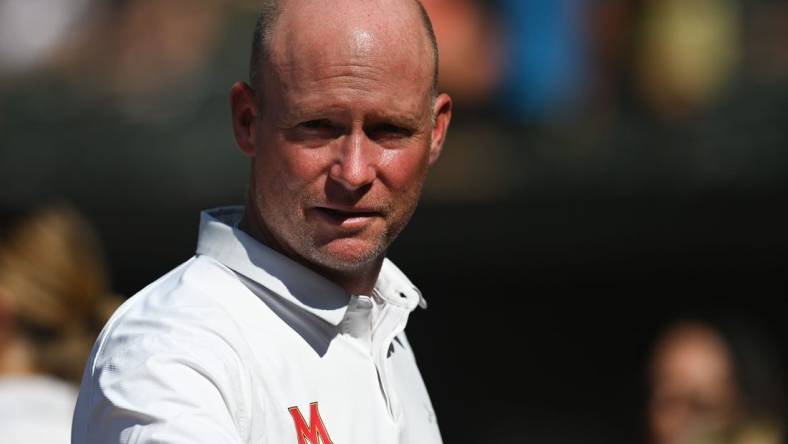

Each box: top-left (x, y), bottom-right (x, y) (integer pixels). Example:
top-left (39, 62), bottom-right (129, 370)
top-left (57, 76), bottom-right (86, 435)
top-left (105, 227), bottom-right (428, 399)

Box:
top-left (71, 0), bottom-right (452, 442)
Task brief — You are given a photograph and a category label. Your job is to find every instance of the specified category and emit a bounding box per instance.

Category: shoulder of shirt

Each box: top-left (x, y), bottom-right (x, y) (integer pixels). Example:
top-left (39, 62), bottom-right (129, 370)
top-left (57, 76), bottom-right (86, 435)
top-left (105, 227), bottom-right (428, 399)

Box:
top-left (75, 255), bottom-right (260, 442)
top-left (86, 255), bottom-right (259, 376)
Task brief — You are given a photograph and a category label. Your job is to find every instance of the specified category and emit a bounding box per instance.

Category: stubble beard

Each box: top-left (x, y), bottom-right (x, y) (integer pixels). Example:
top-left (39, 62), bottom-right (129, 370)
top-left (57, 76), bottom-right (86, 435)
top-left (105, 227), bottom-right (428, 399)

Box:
top-left (254, 189), bottom-right (397, 274)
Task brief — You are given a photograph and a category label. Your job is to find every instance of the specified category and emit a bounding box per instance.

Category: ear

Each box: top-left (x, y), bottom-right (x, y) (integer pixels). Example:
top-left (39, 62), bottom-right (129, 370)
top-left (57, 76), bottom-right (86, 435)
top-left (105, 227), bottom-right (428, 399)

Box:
top-left (230, 81), bottom-right (260, 157)
top-left (428, 92), bottom-right (452, 166)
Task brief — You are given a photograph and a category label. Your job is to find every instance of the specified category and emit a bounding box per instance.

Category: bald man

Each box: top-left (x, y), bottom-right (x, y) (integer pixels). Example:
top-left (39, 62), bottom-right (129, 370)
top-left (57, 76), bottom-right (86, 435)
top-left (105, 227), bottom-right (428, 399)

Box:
top-left (71, 0), bottom-right (451, 443)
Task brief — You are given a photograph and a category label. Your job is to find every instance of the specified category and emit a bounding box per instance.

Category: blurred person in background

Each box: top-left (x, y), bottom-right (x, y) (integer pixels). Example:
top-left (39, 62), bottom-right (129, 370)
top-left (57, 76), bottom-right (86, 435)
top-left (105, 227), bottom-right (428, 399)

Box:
top-left (636, 0), bottom-right (741, 120)
top-left (648, 319), bottom-right (785, 444)
top-left (0, 204), bottom-right (119, 443)
top-left (55, 0), bottom-right (229, 119)
top-left (0, 0), bottom-right (94, 78)
top-left (420, 0), bottom-right (502, 108)
top-left (496, 0), bottom-right (592, 121)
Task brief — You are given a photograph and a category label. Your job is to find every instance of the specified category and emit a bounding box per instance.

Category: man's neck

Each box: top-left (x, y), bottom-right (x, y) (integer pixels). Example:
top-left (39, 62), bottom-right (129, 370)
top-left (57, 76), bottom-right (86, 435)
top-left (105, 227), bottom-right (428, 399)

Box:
top-left (320, 260), bottom-right (383, 296)
top-left (239, 205), bottom-right (383, 296)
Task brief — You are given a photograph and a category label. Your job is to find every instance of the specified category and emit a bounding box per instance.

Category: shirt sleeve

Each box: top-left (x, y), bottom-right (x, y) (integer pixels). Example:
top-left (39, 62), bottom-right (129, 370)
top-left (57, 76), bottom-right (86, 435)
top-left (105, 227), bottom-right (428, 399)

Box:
top-left (72, 302), bottom-right (253, 444)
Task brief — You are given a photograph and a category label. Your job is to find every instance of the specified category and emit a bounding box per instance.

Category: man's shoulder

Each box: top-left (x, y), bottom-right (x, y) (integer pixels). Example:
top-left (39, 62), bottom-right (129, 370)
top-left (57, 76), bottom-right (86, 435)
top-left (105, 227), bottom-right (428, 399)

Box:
top-left (73, 256), bottom-right (260, 443)
top-left (111, 254), bottom-right (245, 321)
top-left (89, 255), bottom-right (255, 367)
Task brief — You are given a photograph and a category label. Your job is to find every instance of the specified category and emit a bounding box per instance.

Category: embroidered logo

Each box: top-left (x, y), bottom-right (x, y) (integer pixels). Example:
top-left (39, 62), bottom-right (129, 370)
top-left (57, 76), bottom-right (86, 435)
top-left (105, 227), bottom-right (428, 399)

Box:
top-left (288, 402), bottom-right (335, 444)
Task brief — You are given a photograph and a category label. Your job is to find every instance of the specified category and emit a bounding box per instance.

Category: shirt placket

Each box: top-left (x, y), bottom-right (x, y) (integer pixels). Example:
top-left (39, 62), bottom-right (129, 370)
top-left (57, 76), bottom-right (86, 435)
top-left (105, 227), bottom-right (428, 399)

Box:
top-left (339, 290), bottom-right (414, 430)
top-left (338, 295), bottom-right (374, 351)
top-left (370, 299), bottom-right (410, 425)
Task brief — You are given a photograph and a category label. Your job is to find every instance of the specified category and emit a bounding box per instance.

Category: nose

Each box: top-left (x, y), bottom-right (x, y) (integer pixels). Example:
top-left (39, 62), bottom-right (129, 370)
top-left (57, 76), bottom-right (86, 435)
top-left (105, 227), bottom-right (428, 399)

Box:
top-left (329, 131), bottom-right (377, 191)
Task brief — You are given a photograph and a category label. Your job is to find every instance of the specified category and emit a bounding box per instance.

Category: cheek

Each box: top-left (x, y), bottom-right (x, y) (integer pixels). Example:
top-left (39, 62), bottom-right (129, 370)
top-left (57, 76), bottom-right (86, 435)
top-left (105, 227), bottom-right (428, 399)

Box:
top-left (256, 143), bottom-right (329, 196)
top-left (379, 146), bottom-right (430, 192)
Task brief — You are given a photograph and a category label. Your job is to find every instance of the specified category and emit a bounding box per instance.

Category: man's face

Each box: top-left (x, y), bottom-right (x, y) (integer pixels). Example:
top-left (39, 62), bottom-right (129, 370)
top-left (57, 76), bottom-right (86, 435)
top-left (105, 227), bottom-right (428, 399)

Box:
top-left (242, 22), bottom-right (449, 275)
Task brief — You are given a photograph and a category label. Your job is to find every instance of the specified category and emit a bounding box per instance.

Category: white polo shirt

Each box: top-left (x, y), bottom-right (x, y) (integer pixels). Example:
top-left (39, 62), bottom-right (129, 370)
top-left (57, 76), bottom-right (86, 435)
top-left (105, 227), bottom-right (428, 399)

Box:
top-left (72, 207), bottom-right (442, 444)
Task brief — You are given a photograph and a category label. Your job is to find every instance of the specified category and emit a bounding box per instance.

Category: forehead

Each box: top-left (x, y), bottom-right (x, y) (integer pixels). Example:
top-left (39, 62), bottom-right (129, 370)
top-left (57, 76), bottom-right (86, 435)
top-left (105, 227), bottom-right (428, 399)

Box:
top-left (262, 0), bottom-right (434, 112)
top-left (270, 0), bottom-right (430, 53)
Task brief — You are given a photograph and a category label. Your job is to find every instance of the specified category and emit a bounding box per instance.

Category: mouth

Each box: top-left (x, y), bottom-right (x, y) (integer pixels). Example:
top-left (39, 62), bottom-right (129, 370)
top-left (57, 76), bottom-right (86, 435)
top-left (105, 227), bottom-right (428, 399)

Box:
top-left (312, 206), bottom-right (382, 226)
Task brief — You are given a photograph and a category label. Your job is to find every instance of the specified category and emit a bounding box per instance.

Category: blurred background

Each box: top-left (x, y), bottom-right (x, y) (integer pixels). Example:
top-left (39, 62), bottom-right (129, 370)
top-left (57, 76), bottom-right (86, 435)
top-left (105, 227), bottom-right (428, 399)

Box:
top-left (0, 0), bottom-right (786, 442)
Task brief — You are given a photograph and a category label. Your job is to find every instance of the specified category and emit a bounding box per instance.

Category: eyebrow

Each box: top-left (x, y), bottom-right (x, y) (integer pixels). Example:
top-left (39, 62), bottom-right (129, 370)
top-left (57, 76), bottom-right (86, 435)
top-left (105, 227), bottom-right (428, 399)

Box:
top-left (365, 110), bottom-right (426, 130)
top-left (280, 106), bottom-right (426, 130)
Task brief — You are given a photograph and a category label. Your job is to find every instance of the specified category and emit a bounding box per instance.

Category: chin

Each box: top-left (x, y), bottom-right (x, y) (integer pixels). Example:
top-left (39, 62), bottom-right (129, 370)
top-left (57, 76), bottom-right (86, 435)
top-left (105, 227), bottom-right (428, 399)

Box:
top-left (309, 238), bottom-right (386, 272)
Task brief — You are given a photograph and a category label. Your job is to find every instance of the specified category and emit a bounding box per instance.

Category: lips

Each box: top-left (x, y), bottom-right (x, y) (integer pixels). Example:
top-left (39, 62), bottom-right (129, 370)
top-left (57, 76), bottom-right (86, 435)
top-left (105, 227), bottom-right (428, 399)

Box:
top-left (312, 206), bottom-right (382, 226)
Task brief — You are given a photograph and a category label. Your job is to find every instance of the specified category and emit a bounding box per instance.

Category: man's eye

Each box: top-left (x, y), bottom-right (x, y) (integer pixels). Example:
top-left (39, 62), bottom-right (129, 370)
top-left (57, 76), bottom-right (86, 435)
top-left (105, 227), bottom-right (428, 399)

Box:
top-left (367, 123), bottom-right (412, 139)
top-left (300, 120), bottom-right (334, 130)
top-left (285, 119), bottom-right (343, 144)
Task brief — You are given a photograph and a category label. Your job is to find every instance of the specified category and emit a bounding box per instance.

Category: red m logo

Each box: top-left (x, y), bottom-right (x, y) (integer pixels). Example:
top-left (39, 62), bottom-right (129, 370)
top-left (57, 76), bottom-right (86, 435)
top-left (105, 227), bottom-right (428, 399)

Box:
top-left (288, 402), bottom-right (335, 444)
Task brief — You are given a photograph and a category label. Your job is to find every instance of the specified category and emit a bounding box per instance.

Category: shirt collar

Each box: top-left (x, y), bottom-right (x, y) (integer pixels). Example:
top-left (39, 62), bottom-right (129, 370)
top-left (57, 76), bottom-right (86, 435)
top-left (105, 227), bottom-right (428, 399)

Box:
top-left (375, 257), bottom-right (427, 311)
top-left (194, 207), bottom-right (426, 327)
